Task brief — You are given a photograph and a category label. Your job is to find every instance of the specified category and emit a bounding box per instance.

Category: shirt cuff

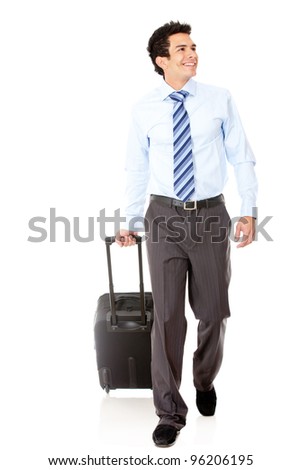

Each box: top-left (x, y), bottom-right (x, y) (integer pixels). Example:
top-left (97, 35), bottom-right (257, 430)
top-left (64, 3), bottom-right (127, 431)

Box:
top-left (122, 215), bottom-right (146, 232)
top-left (240, 201), bottom-right (258, 218)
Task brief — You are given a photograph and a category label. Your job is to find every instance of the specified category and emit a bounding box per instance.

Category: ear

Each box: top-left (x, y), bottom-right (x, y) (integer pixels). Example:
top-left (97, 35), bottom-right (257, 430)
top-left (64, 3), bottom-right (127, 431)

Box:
top-left (155, 56), bottom-right (168, 71)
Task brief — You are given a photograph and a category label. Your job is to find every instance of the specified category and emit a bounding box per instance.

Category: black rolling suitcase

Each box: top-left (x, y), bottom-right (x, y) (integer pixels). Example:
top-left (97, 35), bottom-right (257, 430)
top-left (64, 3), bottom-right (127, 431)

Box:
top-left (94, 236), bottom-right (153, 393)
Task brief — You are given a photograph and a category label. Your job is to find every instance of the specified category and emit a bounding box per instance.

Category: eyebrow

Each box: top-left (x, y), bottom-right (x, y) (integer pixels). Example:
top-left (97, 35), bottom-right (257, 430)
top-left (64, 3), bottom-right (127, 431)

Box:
top-left (175, 44), bottom-right (197, 49)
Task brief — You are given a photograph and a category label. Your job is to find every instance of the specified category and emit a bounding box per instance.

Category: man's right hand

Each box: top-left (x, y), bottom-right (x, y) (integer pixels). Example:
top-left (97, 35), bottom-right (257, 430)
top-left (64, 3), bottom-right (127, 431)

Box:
top-left (115, 229), bottom-right (138, 247)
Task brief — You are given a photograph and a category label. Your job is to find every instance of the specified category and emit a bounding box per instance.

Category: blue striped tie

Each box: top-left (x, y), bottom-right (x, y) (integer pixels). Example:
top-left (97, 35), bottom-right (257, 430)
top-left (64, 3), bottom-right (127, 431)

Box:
top-left (170, 90), bottom-right (195, 202)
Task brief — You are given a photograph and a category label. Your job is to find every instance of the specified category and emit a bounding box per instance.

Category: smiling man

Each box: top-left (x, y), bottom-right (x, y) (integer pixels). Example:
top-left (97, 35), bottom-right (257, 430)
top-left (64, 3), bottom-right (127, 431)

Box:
top-left (116, 21), bottom-right (257, 447)
top-left (156, 33), bottom-right (198, 88)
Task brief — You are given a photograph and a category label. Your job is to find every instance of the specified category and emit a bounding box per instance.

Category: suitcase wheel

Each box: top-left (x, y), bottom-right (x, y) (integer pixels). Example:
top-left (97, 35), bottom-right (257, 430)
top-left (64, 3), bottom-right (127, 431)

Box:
top-left (99, 367), bottom-right (112, 393)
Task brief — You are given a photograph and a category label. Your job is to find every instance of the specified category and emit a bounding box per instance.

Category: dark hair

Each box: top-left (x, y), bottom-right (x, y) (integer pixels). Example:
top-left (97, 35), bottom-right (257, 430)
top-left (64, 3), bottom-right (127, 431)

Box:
top-left (147, 21), bottom-right (191, 76)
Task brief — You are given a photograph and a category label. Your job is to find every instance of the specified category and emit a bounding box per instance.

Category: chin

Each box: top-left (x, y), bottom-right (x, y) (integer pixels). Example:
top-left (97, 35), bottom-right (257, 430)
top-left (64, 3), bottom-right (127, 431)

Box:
top-left (186, 67), bottom-right (197, 76)
top-left (186, 71), bottom-right (196, 79)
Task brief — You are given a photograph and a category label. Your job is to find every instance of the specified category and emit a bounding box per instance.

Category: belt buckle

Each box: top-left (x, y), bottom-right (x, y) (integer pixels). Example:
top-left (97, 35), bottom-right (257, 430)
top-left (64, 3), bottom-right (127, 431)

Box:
top-left (183, 200), bottom-right (197, 210)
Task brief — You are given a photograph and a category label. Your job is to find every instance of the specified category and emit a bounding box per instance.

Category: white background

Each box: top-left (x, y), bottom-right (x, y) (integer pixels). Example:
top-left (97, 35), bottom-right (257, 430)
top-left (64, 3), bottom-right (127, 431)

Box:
top-left (1, 0), bottom-right (300, 468)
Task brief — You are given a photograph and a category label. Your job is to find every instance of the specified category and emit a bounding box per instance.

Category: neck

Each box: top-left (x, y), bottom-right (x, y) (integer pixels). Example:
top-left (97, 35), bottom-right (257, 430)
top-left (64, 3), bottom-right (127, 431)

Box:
top-left (164, 76), bottom-right (190, 91)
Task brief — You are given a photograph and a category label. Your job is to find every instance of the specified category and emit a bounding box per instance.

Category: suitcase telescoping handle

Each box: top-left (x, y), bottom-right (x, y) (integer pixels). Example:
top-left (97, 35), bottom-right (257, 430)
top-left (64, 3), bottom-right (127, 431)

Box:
top-left (105, 235), bottom-right (146, 327)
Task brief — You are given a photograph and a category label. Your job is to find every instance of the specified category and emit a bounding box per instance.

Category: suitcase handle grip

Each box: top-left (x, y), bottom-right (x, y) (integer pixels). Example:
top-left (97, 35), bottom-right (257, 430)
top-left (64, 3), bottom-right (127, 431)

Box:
top-left (105, 235), bottom-right (146, 327)
top-left (105, 235), bottom-right (142, 245)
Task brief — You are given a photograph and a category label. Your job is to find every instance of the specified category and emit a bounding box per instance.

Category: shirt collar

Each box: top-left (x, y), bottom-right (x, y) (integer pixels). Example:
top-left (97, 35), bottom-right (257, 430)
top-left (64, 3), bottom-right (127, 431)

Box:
top-left (159, 78), bottom-right (197, 101)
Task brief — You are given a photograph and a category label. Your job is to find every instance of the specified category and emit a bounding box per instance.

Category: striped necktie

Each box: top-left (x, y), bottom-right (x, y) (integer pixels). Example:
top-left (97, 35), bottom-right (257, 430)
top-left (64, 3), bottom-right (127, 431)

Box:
top-left (170, 90), bottom-right (195, 202)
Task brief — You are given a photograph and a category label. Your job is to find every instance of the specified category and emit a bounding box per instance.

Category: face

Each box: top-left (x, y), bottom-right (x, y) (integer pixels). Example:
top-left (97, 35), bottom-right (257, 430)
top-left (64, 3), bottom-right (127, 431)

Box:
top-left (156, 33), bottom-right (198, 88)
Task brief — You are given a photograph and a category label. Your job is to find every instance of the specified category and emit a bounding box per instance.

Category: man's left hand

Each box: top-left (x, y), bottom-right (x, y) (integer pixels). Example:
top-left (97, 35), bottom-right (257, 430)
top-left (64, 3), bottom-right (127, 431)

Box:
top-left (234, 216), bottom-right (255, 248)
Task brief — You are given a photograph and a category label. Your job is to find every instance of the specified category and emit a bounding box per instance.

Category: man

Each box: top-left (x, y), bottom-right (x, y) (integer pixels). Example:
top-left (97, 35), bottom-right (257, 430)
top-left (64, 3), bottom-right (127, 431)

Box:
top-left (116, 21), bottom-right (257, 447)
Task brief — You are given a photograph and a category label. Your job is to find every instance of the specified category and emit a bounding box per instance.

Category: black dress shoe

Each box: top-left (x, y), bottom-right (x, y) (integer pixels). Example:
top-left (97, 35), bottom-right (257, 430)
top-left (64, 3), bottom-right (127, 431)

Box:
top-left (196, 387), bottom-right (217, 416)
top-left (152, 424), bottom-right (178, 447)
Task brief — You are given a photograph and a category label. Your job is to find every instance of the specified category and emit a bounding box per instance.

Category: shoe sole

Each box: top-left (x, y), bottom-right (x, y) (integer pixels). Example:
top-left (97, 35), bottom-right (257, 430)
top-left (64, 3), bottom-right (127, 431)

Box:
top-left (153, 440), bottom-right (176, 448)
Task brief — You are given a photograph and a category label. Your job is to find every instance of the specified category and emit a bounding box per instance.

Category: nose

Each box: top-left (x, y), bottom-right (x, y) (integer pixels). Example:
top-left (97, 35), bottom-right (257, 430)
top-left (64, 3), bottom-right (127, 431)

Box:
top-left (188, 49), bottom-right (197, 59)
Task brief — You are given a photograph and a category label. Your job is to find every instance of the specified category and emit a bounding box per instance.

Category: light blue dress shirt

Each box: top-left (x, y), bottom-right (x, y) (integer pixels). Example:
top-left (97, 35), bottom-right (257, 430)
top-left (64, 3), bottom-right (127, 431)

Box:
top-left (124, 79), bottom-right (257, 229)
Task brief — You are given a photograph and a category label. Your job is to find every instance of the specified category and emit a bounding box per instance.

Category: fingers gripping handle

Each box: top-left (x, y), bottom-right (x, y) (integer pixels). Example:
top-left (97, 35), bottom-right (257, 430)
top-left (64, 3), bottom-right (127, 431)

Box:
top-left (105, 235), bottom-right (142, 245)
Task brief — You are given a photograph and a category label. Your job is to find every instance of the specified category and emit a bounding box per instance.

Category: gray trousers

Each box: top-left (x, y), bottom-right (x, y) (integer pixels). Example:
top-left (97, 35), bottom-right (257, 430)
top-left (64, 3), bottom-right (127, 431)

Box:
top-left (145, 198), bottom-right (231, 429)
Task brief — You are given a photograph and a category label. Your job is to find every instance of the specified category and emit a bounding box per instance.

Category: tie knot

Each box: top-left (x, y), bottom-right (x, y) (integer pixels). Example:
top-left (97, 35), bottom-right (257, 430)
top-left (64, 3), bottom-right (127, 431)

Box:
top-left (169, 90), bottom-right (189, 102)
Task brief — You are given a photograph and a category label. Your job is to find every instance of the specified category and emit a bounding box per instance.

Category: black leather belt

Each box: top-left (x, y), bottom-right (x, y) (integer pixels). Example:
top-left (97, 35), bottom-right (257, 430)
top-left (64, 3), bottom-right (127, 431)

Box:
top-left (150, 194), bottom-right (224, 210)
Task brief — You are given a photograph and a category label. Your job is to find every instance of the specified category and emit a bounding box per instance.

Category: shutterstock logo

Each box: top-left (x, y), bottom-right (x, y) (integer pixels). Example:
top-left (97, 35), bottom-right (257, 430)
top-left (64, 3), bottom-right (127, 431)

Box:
top-left (27, 207), bottom-right (273, 243)
top-left (27, 208), bottom-right (125, 243)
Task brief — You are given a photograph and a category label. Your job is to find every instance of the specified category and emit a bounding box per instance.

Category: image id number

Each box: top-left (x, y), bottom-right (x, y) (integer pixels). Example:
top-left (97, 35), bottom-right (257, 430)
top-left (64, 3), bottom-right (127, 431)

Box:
top-left (190, 455), bottom-right (254, 465)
